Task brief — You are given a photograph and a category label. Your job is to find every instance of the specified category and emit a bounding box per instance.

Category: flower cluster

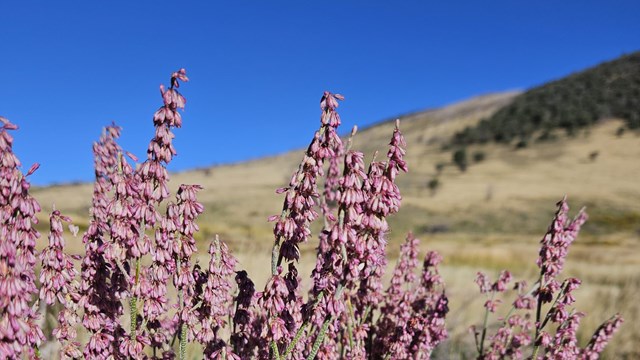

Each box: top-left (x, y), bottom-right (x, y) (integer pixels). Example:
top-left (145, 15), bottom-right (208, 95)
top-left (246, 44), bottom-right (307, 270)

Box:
top-left (40, 209), bottom-right (82, 358)
top-left (471, 198), bottom-right (623, 360)
top-left (0, 117), bottom-right (44, 358)
top-left (353, 120), bottom-right (408, 316)
top-left (536, 197), bottom-right (587, 303)
top-left (582, 314), bottom-right (624, 359)
top-left (80, 123), bottom-right (125, 359)
top-left (195, 236), bottom-right (239, 359)
top-left (375, 235), bottom-right (448, 359)
top-left (262, 91), bottom-right (344, 354)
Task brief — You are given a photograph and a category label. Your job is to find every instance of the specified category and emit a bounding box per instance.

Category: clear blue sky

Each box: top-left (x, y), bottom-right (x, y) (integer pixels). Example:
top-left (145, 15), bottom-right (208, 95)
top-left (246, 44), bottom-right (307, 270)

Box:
top-left (1, 1), bottom-right (638, 185)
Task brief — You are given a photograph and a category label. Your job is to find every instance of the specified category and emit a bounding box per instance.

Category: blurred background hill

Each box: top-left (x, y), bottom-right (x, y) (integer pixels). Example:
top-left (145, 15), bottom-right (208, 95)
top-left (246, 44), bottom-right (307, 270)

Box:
top-left (31, 52), bottom-right (640, 358)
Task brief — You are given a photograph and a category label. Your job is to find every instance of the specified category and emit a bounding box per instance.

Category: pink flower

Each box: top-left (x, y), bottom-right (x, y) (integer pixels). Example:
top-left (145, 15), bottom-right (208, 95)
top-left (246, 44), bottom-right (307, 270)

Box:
top-left (583, 314), bottom-right (623, 358)
top-left (0, 116), bottom-right (44, 357)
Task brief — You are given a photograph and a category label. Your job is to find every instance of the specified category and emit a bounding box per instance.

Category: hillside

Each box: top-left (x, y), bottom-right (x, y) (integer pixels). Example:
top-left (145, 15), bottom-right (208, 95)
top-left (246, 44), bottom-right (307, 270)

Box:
top-left (453, 51), bottom-right (640, 146)
top-left (32, 90), bottom-right (639, 250)
top-left (32, 92), bottom-right (522, 249)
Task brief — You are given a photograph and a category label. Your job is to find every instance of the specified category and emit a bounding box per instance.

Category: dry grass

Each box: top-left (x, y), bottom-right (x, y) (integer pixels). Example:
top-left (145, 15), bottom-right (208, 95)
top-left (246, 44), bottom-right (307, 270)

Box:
top-left (30, 92), bottom-right (640, 358)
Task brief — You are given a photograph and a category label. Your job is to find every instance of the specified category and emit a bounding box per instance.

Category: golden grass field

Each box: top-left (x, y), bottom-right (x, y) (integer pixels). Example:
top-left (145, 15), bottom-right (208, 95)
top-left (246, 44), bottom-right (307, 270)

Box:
top-left (32, 92), bottom-right (640, 358)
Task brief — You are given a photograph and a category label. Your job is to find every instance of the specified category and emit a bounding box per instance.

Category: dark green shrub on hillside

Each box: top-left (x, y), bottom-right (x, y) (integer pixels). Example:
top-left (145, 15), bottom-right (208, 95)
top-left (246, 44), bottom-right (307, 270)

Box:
top-left (452, 148), bottom-right (468, 172)
top-left (427, 177), bottom-right (440, 196)
top-left (472, 151), bottom-right (486, 163)
top-left (452, 52), bottom-right (640, 146)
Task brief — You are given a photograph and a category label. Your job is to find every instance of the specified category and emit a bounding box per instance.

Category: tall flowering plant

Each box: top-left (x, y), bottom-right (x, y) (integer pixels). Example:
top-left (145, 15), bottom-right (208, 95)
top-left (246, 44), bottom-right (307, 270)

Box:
top-left (0, 117), bottom-right (44, 358)
top-left (470, 198), bottom-right (623, 359)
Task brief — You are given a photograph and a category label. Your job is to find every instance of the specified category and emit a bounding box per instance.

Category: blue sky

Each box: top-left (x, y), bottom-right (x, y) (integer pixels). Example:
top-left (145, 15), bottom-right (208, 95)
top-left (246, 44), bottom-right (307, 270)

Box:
top-left (1, 1), bottom-right (638, 185)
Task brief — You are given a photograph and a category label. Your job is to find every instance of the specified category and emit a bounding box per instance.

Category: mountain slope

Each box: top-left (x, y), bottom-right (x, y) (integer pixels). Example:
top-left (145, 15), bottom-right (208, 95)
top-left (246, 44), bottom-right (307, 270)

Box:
top-left (32, 92), bottom-right (519, 248)
top-left (31, 90), bottom-right (640, 249)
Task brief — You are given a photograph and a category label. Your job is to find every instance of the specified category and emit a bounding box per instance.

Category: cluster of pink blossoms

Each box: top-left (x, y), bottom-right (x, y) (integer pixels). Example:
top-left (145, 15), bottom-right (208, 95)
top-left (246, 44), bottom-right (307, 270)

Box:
top-left (471, 198), bottom-right (623, 360)
top-left (0, 117), bottom-right (44, 358)
top-left (375, 234), bottom-right (448, 359)
top-left (261, 91), bottom-right (344, 355)
top-left (256, 93), bottom-right (448, 359)
top-left (40, 209), bottom-right (82, 358)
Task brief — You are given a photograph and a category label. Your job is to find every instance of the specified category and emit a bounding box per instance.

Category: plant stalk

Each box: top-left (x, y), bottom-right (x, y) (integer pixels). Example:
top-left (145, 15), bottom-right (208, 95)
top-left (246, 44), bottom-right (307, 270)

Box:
top-left (271, 340), bottom-right (281, 360)
top-left (478, 292), bottom-right (495, 355)
top-left (306, 316), bottom-right (334, 360)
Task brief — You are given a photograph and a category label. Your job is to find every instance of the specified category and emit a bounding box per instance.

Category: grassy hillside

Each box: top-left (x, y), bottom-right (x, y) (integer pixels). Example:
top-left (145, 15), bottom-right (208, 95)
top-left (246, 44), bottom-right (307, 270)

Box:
top-left (31, 92), bottom-right (521, 250)
top-left (33, 90), bottom-right (640, 251)
top-left (453, 51), bottom-right (640, 147)
top-left (31, 91), bottom-right (640, 358)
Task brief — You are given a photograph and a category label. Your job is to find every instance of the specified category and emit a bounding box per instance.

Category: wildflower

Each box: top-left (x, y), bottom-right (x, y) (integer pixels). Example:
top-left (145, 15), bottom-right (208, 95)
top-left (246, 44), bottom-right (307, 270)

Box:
top-left (375, 237), bottom-right (448, 359)
top-left (40, 209), bottom-right (83, 358)
top-left (198, 236), bottom-right (239, 358)
top-left (264, 91), bottom-right (344, 354)
top-left (376, 233), bottom-right (421, 347)
top-left (80, 123), bottom-right (125, 358)
top-left (0, 117), bottom-right (44, 357)
top-left (40, 210), bottom-right (78, 305)
top-left (354, 120), bottom-right (408, 319)
top-left (582, 314), bottom-right (623, 359)
top-left (536, 197), bottom-right (587, 303)
top-left (231, 270), bottom-right (257, 358)
top-left (543, 311), bottom-right (584, 358)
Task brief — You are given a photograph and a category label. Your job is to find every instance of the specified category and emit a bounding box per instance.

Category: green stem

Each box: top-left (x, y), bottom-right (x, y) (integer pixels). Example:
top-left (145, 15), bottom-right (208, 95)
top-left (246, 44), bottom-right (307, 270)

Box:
top-left (478, 292), bottom-right (495, 355)
top-left (306, 286), bottom-right (343, 360)
top-left (283, 322), bottom-right (309, 358)
top-left (282, 291), bottom-right (326, 358)
top-left (171, 329), bottom-right (178, 347)
top-left (359, 305), bottom-right (372, 327)
top-left (270, 341), bottom-right (281, 360)
top-left (129, 256), bottom-right (142, 337)
top-left (129, 295), bottom-right (137, 336)
top-left (531, 344), bottom-right (541, 360)
top-left (129, 218), bottom-right (146, 338)
top-left (346, 298), bottom-right (355, 351)
top-left (306, 316), bottom-right (333, 360)
top-left (179, 320), bottom-right (187, 360)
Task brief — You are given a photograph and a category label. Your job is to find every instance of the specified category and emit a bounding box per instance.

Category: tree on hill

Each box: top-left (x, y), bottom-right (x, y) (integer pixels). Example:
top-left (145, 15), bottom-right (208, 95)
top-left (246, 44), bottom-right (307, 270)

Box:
top-left (452, 148), bottom-right (468, 172)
